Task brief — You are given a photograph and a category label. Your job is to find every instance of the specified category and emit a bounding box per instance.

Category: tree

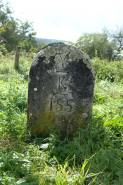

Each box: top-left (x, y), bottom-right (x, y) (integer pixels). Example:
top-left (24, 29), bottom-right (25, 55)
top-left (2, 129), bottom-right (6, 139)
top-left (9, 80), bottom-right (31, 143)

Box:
top-left (76, 33), bottom-right (115, 60)
top-left (0, 1), bottom-right (19, 51)
top-left (0, 1), bottom-right (36, 52)
top-left (1, 17), bottom-right (20, 51)
top-left (0, 1), bottom-right (11, 54)
top-left (0, 0), bottom-right (12, 24)
top-left (104, 27), bottom-right (123, 52)
top-left (18, 21), bottom-right (36, 52)
top-left (0, 1), bottom-right (11, 35)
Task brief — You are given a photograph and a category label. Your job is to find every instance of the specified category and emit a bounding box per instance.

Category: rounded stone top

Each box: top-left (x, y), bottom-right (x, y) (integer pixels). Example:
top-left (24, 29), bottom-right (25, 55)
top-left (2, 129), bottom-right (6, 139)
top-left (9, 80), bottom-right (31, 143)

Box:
top-left (31, 42), bottom-right (95, 76)
top-left (28, 42), bottom-right (95, 138)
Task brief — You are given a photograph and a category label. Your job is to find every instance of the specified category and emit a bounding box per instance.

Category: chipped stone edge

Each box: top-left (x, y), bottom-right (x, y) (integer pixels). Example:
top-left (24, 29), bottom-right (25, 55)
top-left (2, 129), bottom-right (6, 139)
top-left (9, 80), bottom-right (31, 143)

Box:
top-left (30, 42), bottom-right (95, 77)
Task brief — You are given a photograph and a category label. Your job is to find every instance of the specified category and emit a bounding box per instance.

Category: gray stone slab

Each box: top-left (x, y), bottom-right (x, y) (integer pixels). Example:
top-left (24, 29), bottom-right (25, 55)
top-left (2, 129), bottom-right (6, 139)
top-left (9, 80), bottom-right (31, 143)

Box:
top-left (27, 43), bottom-right (95, 138)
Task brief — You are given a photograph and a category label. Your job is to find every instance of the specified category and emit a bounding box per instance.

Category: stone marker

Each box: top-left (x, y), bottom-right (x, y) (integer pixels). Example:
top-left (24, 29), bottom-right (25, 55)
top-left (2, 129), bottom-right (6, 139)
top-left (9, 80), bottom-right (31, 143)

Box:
top-left (27, 43), bottom-right (95, 138)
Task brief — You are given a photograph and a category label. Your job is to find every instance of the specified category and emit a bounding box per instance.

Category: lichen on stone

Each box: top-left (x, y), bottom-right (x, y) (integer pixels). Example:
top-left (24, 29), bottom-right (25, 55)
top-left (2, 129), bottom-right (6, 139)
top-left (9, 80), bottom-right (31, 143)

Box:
top-left (82, 113), bottom-right (88, 118)
top-left (34, 88), bottom-right (37, 91)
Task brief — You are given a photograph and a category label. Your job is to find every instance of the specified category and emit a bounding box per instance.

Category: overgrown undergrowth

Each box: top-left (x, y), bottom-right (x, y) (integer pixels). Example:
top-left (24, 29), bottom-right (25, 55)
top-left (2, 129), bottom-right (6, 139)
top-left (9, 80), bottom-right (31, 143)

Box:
top-left (0, 54), bottom-right (123, 184)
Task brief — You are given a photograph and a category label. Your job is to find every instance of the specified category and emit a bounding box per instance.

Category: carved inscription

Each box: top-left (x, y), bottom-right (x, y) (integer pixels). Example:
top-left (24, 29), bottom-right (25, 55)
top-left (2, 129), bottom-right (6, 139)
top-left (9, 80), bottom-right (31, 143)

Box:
top-left (59, 76), bottom-right (66, 89)
top-left (49, 53), bottom-right (74, 113)
top-left (50, 94), bottom-right (73, 113)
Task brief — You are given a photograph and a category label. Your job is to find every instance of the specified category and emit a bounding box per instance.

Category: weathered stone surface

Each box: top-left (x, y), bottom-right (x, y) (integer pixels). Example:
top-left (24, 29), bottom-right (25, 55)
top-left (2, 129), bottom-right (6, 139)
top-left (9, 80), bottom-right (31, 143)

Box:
top-left (27, 43), bottom-right (95, 138)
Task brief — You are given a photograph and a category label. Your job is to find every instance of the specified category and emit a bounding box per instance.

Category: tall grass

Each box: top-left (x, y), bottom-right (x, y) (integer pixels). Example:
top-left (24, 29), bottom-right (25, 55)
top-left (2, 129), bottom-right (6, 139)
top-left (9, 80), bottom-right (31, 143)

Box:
top-left (0, 53), bottom-right (123, 184)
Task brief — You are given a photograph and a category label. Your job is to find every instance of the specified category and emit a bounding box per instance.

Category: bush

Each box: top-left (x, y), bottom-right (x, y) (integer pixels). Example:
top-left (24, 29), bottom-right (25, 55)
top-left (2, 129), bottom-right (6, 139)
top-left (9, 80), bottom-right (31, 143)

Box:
top-left (92, 57), bottom-right (123, 83)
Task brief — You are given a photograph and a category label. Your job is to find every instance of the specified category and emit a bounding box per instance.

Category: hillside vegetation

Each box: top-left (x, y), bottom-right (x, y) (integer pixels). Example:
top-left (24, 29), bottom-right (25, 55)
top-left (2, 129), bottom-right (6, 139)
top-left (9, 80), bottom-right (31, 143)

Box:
top-left (0, 53), bottom-right (123, 184)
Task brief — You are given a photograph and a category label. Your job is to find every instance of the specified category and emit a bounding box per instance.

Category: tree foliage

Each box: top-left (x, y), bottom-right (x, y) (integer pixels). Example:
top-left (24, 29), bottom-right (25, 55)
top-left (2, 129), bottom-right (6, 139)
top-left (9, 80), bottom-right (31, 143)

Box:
top-left (0, 0), bottom-right (12, 24)
top-left (104, 27), bottom-right (123, 52)
top-left (0, 1), bottom-right (36, 52)
top-left (18, 21), bottom-right (36, 52)
top-left (76, 33), bottom-right (115, 60)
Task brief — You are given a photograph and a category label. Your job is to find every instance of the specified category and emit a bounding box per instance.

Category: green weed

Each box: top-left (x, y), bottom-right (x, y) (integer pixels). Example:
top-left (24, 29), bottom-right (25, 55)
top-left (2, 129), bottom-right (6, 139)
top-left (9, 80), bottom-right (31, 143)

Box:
top-left (0, 54), bottom-right (123, 184)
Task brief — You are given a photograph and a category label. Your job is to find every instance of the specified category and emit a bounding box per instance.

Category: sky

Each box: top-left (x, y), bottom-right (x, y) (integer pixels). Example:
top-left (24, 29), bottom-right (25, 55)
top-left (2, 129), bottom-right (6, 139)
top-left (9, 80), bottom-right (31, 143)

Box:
top-left (2, 0), bottom-right (123, 42)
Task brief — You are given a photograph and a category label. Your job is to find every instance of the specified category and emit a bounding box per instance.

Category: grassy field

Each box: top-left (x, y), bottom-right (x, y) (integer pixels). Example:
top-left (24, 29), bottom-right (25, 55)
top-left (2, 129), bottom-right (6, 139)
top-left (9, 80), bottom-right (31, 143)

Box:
top-left (0, 54), bottom-right (123, 184)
